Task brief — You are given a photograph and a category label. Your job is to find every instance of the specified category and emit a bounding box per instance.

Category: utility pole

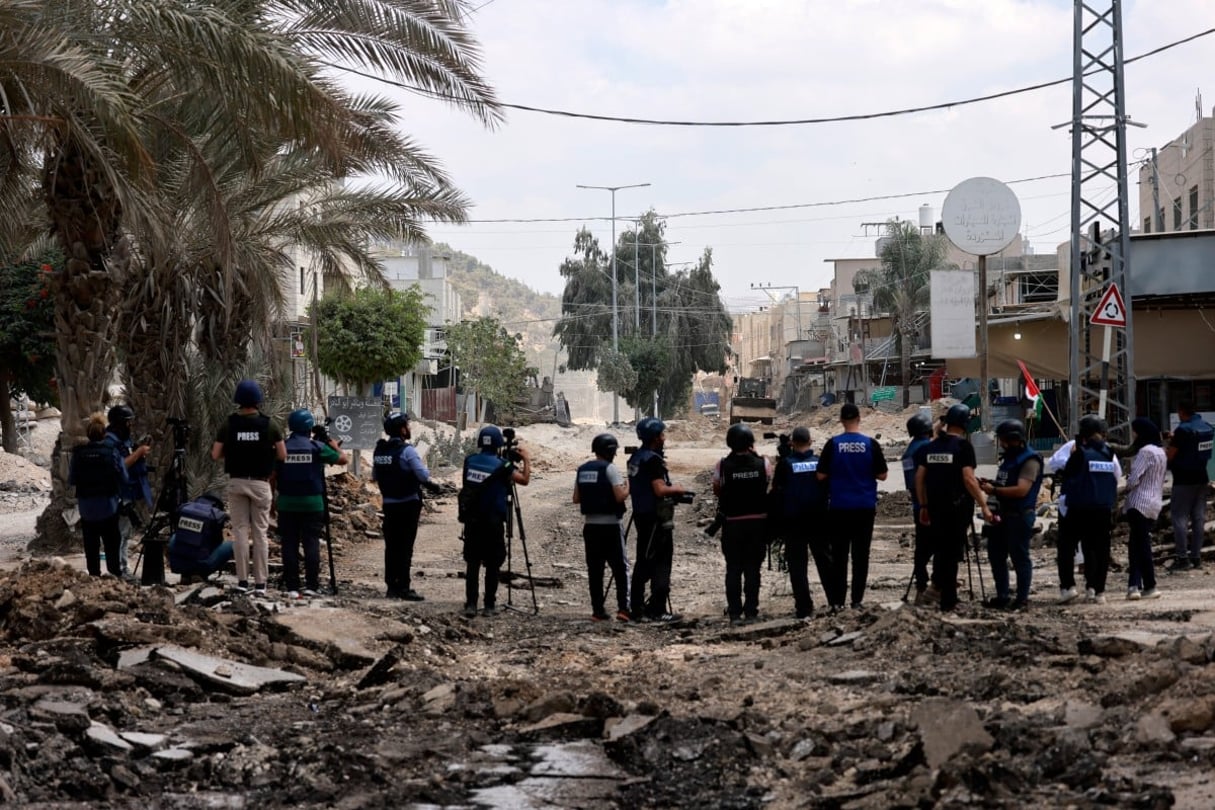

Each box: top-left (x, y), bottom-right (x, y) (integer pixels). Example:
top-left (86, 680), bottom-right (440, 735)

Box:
top-left (1149, 147), bottom-right (1163, 232)
top-left (576, 182), bottom-right (651, 426)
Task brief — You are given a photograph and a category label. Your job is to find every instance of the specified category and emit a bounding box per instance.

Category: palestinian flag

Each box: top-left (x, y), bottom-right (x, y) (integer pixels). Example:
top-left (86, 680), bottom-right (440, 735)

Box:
top-left (1017, 359), bottom-right (1043, 422)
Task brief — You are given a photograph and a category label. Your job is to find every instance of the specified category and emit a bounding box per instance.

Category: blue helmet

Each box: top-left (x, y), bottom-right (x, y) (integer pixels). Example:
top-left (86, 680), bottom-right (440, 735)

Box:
top-left (478, 425), bottom-right (504, 449)
top-left (288, 408), bottom-right (315, 434)
top-left (636, 417), bottom-right (667, 443)
top-left (234, 379), bottom-right (263, 407)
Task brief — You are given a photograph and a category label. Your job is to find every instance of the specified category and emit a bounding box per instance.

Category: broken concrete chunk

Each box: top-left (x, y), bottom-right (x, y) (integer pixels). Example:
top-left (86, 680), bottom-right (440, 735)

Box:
top-left (604, 714), bottom-right (657, 742)
top-left (152, 748), bottom-right (195, 763)
top-left (153, 645), bottom-right (306, 695)
top-left (1063, 700), bottom-right (1103, 729)
top-left (86, 721), bottom-right (134, 752)
top-left (1158, 695), bottom-right (1215, 734)
top-left (911, 698), bottom-right (994, 769)
top-left (1134, 712), bottom-right (1176, 745)
top-left (828, 670), bottom-right (881, 686)
top-left (119, 731), bottom-right (167, 750)
top-left (828, 631), bottom-right (865, 647)
top-left (1078, 635), bottom-right (1145, 658)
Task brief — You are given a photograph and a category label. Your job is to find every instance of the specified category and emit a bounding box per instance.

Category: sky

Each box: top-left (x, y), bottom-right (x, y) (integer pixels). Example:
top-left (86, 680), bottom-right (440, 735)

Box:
top-left (348, 0), bottom-right (1215, 311)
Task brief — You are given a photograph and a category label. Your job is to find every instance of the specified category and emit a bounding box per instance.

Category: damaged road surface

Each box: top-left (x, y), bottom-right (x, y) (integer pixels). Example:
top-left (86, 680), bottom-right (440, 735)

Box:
top-left (2, 422), bottom-right (1214, 807)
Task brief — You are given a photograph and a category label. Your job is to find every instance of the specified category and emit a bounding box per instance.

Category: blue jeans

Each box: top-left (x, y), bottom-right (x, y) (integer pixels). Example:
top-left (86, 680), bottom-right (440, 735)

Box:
top-left (988, 506), bottom-right (1033, 602)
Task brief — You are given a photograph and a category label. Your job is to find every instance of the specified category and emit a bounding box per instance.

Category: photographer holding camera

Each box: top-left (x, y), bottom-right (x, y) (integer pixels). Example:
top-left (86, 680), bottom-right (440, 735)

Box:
top-left (374, 411), bottom-right (441, 601)
top-left (769, 426), bottom-right (828, 619)
top-left (713, 424), bottom-right (772, 624)
top-left (627, 418), bottom-right (690, 623)
top-left (978, 419), bottom-right (1042, 611)
top-left (459, 425), bottom-right (530, 617)
top-left (104, 405), bottom-right (153, 580)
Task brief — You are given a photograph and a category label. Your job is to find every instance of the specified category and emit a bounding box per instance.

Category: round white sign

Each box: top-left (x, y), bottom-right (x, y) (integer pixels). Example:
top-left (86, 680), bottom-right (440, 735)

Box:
top-left (940, 177), bottom-right (1022, 256)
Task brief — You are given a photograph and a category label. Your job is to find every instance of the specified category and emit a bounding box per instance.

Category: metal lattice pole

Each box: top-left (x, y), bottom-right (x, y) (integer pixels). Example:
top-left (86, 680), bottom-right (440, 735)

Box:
top-left (1067, 0), bottom-right (1136, 442)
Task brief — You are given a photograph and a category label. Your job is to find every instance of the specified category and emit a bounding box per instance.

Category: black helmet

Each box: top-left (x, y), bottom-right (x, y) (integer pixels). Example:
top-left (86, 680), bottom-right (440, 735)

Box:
top-left (591, 433), bottom-right (619, 458)
top-left (636, 418), bottom-right (667, 442)
top-left (383, 411), bottom-right (410, 435)
top-left (1078, 414), bottom-right (1107, 438)
top-left (943, 403), bottom-right (971, 428)
top-left (996, 419), bottom-right (1025, 443)
top-left (906, 413), bottom-right (933, 438)
top-left (726, 423), bottom-right (755, 451)
top-left (107, 405), bottom-right (135, 426)
top-left (478, 425), bottom-right (505, 449)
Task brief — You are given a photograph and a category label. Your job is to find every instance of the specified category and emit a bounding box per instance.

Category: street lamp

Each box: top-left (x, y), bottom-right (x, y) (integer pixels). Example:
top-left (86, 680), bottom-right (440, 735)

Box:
top-left (576, 182), bottom-right (651, 425)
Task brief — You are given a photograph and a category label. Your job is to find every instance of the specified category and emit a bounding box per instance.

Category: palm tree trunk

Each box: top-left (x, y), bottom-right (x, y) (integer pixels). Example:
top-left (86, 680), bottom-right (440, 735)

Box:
top-left (0, 373), bottom-right (16, 454)
top-left (32, 139), bottom-right (128, 553)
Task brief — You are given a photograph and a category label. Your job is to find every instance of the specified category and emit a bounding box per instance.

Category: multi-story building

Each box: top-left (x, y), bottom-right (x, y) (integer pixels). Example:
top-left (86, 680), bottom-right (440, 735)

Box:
top-left (1137, 109), bottom-right (1215, 234)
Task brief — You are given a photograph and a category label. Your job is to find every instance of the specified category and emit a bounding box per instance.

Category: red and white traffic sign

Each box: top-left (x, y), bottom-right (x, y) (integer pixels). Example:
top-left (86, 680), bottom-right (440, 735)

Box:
top-left (1090, 282), bottom-right (1127, 328)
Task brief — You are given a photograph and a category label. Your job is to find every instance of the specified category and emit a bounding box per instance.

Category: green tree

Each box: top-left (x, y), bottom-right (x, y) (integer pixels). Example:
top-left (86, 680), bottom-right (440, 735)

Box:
top-left (853, 220), bottom-right (955, 408)
top-left (313, 287), bottom-right (429, 393)
top-left (0, 253), bottom-right (59, 452)
top-left (444, 317), bottom-right (528, 422)
top-left (554, 211), bottom-right (731, 417)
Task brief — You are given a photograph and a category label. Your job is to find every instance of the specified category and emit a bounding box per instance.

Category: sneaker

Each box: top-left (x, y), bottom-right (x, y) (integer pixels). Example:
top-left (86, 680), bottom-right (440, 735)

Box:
top-left (1126, 588), bottom-right (1142, 601)
top-left (1142, 587), bottom-right (1162, 599)
top-left (1165, 557), bottom-right (1191, 573)
top-left (301, 588), bottom-right (319, 598)
top-left (635, 614), bottom-right (655, 624)
top-left (481, 605), bottom-right (498, 617)
top-left (1008, 599), bottom-right (1029, 612)
top-left (1093, 593), bottom-right (1106, 605)
top-left (1192, 558), bottom-right (1203, 571)
top-left (616, 610), bottom-right (631, 622)
top-left (1058, 587), bottom-right (1079, 604)
top-left (287, 590), bottom-right (301, 600)
top-left (591, 611), bottom-right (610, 622)
top-left (983, 596), bottom-right (1011, 610)
top-left (652, 612), bottom-right (682, 623)
top-left (234, 581), bottom-right (250, 593)
top-left (462, 604), bottom-right (477, 618)
top-left (402, 590), bottom-right (425, 602)
top-left (728, 614), bottom-right (744, 626)
top-left (1085, 587), bottom-right (1097, 601)
top-left (253, 584), bottom-right (267, 597)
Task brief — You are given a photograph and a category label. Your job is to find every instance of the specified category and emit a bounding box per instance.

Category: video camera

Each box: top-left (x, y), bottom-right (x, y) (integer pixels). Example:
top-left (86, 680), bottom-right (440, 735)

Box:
top-left (671, 492), bottom-right (695, 505)
top-left (978, 497), bottom-right (1001, 539)
top-left (312, 416), bottom-right (335, 444)
top-left (166, 416), bottom-right (190, 449)
top-left (763, 432), bottom-right (792, 460)
top-left (501, 427), bottom-right (523, 462)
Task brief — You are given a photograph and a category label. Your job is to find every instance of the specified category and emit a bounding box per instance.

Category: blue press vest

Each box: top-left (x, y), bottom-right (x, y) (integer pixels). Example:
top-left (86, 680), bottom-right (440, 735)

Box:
top-left (104, 430), bottom-right (149, 505)
top-left (463, 451), bottom-right (509, 520)
top-left (995, 447), bottom-right (1043, 512)
top-left (902, 436), bottom-right (931, 507)
top-left (718, 453), bottom-right (768, 517)
top-left (921, 434), bottom-right (968, 508)
top-left (168, 499), bottom-right (226, 574)
top-left (628, 447), bottom-right (668, 516)
top-left (277, 434), bottom-right (324, 497)
top-left (577, 459), bottom-right (623, 518)
top-left (374, 439), bottom-right (421, 501)
top-left (780, 450), bottom-right (823, 518)
top-left (73, 442), bottom-right (121, 499)
top-left (224, 413), bottom-right (275, 478)
top-left (826, 433), bottom-right (878, 510)
top-left (1171, 416), bottom-right (1215, 472)
top-left (1065, 443), bottom-right (1117, 509)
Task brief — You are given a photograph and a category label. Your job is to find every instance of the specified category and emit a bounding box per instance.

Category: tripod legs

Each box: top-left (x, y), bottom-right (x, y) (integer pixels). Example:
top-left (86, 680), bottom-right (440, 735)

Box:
top-left (504, 485), bottom-right (538, 614)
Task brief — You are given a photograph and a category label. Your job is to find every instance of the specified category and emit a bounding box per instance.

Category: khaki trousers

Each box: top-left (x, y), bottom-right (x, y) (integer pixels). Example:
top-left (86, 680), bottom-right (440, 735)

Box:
top-left (228, 478), bottom-right (272, 585)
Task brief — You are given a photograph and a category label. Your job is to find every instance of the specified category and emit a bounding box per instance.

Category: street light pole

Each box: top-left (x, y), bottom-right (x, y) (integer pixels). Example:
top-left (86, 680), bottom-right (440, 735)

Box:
top-left (576, 182), bottom-right (650, 426)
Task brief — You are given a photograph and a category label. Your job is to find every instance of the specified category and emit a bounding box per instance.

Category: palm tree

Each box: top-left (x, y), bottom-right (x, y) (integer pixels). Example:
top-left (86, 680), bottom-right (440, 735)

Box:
top-left (3, 0), bottom-right (499, 549)
top-left (853, 220), bottom-right (955, 408)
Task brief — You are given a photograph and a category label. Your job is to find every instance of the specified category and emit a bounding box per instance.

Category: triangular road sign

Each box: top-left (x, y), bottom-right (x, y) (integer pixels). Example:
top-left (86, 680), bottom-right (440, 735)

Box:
top-left (1090, 282), bottom-right (1127, 327)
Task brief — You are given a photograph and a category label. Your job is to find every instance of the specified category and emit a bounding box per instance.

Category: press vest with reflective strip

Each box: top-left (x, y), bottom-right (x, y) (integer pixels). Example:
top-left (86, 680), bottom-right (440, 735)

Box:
top-left (902, 436), bottom-right (931, 503)
top-left (577, 459), bottom-right (623, 518)
top-left (73, 441), bottom-right (120, 499)
top-left (628, 447), bottom-right (669, 515)
top-left (995, 447), bottom-right (1044, 512)
top-left (277, 434), bottom-right (324, 497)
top-left (168, 499), bottom-right (226, 573)
top-left (1171, 416), bottom-right (1215, 472)
top-left (781, 450), bottom-right (824, 518)
top-left (374, 439), bottom-right (420, 500)
top-left (1065, 443), bottom-right (1117, 509)
top-left (463, 451), bottom-right (509, 519)
top-left (224, 413), bottom-right (274, 477)
top-left (922, 434), bottom-right (968, 508)
top-left (718, 452), bottom-right (769, 517)
top-left (826, 433), bottom-right (878, 510)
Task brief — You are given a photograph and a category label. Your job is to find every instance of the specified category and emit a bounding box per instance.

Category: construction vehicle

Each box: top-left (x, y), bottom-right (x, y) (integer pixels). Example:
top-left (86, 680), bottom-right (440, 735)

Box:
top-left (729, 377), bottom-right (777, 425)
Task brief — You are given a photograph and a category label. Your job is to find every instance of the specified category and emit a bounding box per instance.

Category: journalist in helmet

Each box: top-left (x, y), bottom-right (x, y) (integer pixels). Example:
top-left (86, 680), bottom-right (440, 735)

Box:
top-left (901, 412), bottom-right (936, 603)
top-left (769, 426), bottom-right (829, 618)
top-left (627, 418), bottom-right (691, 623)
top-left (977, 418), bottom-right (1041, 610)
top-left (210, 379), bottom-right (287, 595)
top-left (103, 404), bottom-right (153, 579)
top-left (276, 408), bottom-right (348, 598)
top-left (713, 423), bottom-right (773, 624)
top-left (69, 413), bottom-right (129, 577)
top-left (573, 433), bottom-right (630, 622)
top-left (374, 411), bottom-right (442, 601)
top-left (459, 425), bottom-right (530, 617)
top-left (1059, 415), bottom-right (1119, 603)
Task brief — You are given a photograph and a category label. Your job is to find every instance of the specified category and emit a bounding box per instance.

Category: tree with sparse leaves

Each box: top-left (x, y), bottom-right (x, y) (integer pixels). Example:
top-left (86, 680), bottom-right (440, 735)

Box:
top-left (313, 287), bottom-right (429, 394)
top-left (444, 317), bottom-right (528, 422)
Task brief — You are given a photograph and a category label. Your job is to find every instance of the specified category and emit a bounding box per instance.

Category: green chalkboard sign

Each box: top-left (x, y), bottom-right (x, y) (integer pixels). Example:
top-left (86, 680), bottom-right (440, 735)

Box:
top-left (870, 386), bottom-right (897, 403)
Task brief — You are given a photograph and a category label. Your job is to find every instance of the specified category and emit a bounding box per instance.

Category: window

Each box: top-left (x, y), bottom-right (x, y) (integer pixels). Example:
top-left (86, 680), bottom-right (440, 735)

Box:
top-left (299, 267), bottom-right (306, 295)
top-left (1190, 185), bottom-right (1200, 230)
top-left (1173, 197), bottom-right (1183, 230)
top-left (1143, 217), bottom-right (1151, 234)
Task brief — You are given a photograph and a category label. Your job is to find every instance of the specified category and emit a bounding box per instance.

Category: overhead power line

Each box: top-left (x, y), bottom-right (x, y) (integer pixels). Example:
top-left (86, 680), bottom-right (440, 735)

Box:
top-left (331, 27), bottom-right (1214, 128)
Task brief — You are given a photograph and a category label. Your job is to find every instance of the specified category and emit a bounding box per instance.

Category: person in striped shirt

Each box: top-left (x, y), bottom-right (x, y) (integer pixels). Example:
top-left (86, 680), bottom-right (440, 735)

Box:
top-left (1122, 418), bottom-right (1167, 600)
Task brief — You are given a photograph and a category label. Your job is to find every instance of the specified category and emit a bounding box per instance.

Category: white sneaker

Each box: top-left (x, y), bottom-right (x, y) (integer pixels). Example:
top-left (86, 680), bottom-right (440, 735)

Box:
top-left (1058, 587), bottom-right (1079, 604)
top-left (1085, 587), bottom-right (1097, 602)
top-left (287, 590), bottom-right (300, 600)
top-left (1093, 593), bottom-right (1106, 605)
top-left (301, 588), bottom-right (319, 598)
top-left (1126, 588), bottom-right (1141, 601)
top-left (1142, 587), bottom-right (1162, 599)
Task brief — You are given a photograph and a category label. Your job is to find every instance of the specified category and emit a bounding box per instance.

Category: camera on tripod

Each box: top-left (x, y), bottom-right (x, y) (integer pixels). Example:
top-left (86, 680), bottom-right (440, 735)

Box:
top-left (166, 416), bottom-right (190, 448)
top-left (501, 427), bottom-right (523, 462)
top-left (763, 432), bottom-right (792, 459)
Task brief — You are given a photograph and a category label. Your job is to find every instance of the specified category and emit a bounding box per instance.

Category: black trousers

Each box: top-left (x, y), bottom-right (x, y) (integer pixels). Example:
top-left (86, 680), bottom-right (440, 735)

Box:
top-left (584, 522), bottom-right (629, 615)
top-left (721, 519), bottom-right (766, 619)
top-left (927, 506), bottom-right (969, 610)
top-left (463, 519), bottom-right (507, 608)
top-left (82, 515), bottom-right (122, 577)
top-left (912, 515), bottom-right (935, 593)
top-left (1056, 511), bottom-right (1079, 590)
top-left (382, 499), bottom-right (423, 595)
top-left (631, 514), bottom-right (673, 617)
top-left (782, 514), bottom-right (830, 617)
top-left (1071, 506), bottom-right (1113, 595)
top-left (827, 509), bottom-right (876, 608)
top-left (1125, 508), bottom-right (1157, 592)
top-left (278, 510), bottom-right (324, 591)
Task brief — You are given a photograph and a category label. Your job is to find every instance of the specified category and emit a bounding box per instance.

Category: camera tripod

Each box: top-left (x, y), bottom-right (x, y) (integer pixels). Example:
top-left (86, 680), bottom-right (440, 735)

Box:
top-left (503, 479), bottom-right (538, 614)
top-left (134, 420), bottom-right (190, 585)
top-left (900, 512), bottom-right (988, 604)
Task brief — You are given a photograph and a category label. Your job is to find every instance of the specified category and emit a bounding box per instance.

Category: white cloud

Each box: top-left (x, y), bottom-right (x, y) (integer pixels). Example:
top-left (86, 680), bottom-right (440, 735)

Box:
top-left (356, 0), bottom-right (1215, 307)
